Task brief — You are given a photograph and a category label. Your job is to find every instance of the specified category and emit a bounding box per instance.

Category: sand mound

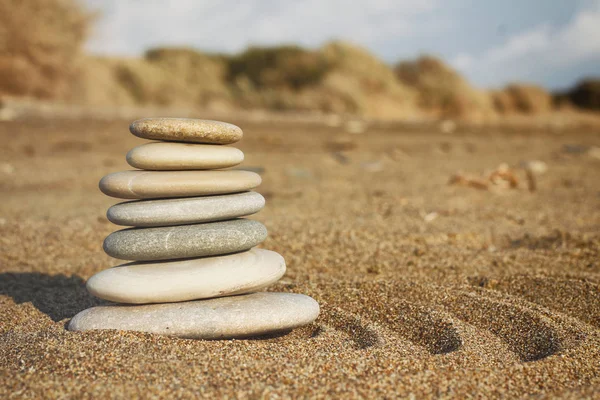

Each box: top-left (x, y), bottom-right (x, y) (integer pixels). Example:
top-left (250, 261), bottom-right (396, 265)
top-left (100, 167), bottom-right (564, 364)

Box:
top-left (224, 45), bottom-right (334, 113)
top-left (492, 83), bottom-right (553, 114)
top-left (395, 55), bottom-right (494, 120)
top-left (69, 57), bottom-right (150, 107)
top-left (70, 49), bottom-right (232, 111)
top-left (227, 45), bottom-right (330, 91)
top-left (318, 41), bottom-right (418, 119)
top-left (224, 42), bottom-right (419, 119)
top-left (146, 48), bottom-right (231, 109)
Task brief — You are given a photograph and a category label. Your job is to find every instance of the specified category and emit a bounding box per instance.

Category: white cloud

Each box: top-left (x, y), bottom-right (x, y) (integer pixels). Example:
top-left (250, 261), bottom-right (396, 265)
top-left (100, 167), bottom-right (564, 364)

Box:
top-left (451, 53), bottom-right (473, 70)
top-left (85, 0), bottom-right (438, 55)
top-left (451, 1), bottom-right (600, 87)
top-left (84, 0), bottom-right (600, 88)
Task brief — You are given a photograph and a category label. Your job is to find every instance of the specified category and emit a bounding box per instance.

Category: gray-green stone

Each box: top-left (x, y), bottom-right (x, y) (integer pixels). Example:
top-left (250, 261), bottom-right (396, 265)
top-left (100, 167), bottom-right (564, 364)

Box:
top-left (103, 219), bottom-right (267, 261)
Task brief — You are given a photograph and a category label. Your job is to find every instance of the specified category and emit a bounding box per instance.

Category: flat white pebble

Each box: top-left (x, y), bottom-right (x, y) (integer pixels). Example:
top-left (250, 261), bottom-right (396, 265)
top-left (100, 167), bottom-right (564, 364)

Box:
top-left (87, 249), bottom-right (285, 304)
top-left (99, 170), bottom-right (261, 199)
top-left (69, 292), bottom-right (320, 339)
top-left (126, 142), bottom-right (244, 170)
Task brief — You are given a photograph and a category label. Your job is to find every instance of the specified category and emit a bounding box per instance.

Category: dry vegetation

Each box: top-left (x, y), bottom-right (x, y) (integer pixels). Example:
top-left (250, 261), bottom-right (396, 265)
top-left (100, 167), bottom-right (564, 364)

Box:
top-left (319, 41), bottom-right (418, 118)
top-left (1, 0), bottom-right (599, 122)
top-left (0, 0), bottom-right (91, 99)
top-left (70, 50), bottom-right (231, 110)
top-left (561, 79), bottom-right (600, 111)
top-left (225, 45), bottom-right (334, 113)
top-left (492, 84), bottom-right (553, 114)
top-left (395, 55), bottom-right (494, 120)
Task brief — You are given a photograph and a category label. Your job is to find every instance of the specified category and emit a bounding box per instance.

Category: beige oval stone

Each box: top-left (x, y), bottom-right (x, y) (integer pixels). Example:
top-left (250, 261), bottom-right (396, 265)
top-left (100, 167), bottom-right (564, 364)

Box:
top-left (126, 142), bottom-right (244, 170)
top-left (87, 249), bottom-right (285, 304)
top-left (99, 170), bottom-right (261, 199)
top-left (107, 192), bottom-right (265, 227)
top-left (130, 118), bottom-right (242, 144)
top-left (68, 292), bottom-right (320, 339)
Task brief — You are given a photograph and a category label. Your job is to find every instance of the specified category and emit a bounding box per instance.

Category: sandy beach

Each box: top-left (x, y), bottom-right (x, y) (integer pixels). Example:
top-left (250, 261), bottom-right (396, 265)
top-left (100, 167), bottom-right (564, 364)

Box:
top-left (1, 117), bottom-right (599, 398)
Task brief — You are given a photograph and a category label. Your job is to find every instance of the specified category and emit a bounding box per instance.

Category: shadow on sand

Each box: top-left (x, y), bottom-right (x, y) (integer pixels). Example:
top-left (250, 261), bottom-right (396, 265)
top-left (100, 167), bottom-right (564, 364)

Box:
top-left (0, 273), bottom-right (304, 341)
top-left (0, 272), bottom-right (105, 322)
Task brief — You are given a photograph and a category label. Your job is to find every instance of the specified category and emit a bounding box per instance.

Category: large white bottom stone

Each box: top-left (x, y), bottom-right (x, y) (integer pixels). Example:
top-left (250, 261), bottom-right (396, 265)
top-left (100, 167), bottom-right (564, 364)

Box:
top-left (68, 292), bottom-right (320, 339)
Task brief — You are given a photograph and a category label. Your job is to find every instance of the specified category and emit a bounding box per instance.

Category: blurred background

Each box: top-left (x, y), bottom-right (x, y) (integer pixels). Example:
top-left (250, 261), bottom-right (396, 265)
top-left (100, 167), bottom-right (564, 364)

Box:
top-left (1, 3), bottom-right (600, 397)
top-left (1, 0), bottom-right (599, 123)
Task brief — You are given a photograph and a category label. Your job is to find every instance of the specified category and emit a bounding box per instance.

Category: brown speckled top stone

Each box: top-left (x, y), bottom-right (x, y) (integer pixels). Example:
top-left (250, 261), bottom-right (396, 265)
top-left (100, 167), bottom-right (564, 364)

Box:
top-left (130, 118), bottom-right (243, 144)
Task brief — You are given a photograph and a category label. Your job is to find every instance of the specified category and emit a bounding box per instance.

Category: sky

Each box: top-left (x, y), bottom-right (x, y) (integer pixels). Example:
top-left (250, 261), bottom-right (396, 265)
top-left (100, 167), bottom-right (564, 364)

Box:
top-left (84, 0), bottom-right (600, 90)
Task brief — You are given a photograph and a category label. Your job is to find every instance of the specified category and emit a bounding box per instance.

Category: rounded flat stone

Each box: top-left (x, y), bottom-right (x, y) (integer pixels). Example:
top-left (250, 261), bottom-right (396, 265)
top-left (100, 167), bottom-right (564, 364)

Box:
top-left (87, 249), bottom-right (285, 304)
top-left (126, 142), bottom-right (244, 170)
top-left (130, 118), bottom-right (243, 144)
top-left (107, 192), bottom-right (265, 227)
top-left (68, 292), bottom-right (320, 339)
top-left (103, 219), bottom-right (267, 261)
top-left (99, 170), bottom-right (261, 199)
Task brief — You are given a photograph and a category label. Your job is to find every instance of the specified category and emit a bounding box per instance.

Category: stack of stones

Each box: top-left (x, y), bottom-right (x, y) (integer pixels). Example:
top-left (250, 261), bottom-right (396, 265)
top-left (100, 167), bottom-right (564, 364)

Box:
top-left (69, 118), bottom-right (319, 339)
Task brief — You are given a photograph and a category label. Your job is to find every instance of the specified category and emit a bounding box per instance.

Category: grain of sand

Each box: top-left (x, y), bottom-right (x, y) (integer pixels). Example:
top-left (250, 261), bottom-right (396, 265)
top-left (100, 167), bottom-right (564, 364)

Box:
top-left (1, 118), bottom-right (599, 398)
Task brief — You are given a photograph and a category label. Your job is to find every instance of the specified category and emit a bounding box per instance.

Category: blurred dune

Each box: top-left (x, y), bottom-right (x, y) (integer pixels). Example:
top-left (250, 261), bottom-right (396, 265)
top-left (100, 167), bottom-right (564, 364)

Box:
top-left (491, 84), bottom-right (553, 115)
top-left (560, 79), bottom-right (600, 111)
top-left (0, 0), bottom-right (91, 99)
top-left (394, 55), bottom-right (494, 121)
top-left (1, 0), bottom-right (599, 123)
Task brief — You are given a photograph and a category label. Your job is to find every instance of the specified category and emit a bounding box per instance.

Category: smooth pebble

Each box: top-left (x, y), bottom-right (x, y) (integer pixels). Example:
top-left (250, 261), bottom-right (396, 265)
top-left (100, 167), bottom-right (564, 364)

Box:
top-left (68, 292), bottom-right (320, 339)
top-left (87, 249), bottom-right (285, 304)
top-left (127, 142), bottom-right (244, 170)
top-left (103, 219), bottom-right (267, 261)
top-left (130, 118), bottom-right (242, 144)
top-left (107, 192), bottom-right (265, 227)
top-left (99, 170), bottom-right (261, 199)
